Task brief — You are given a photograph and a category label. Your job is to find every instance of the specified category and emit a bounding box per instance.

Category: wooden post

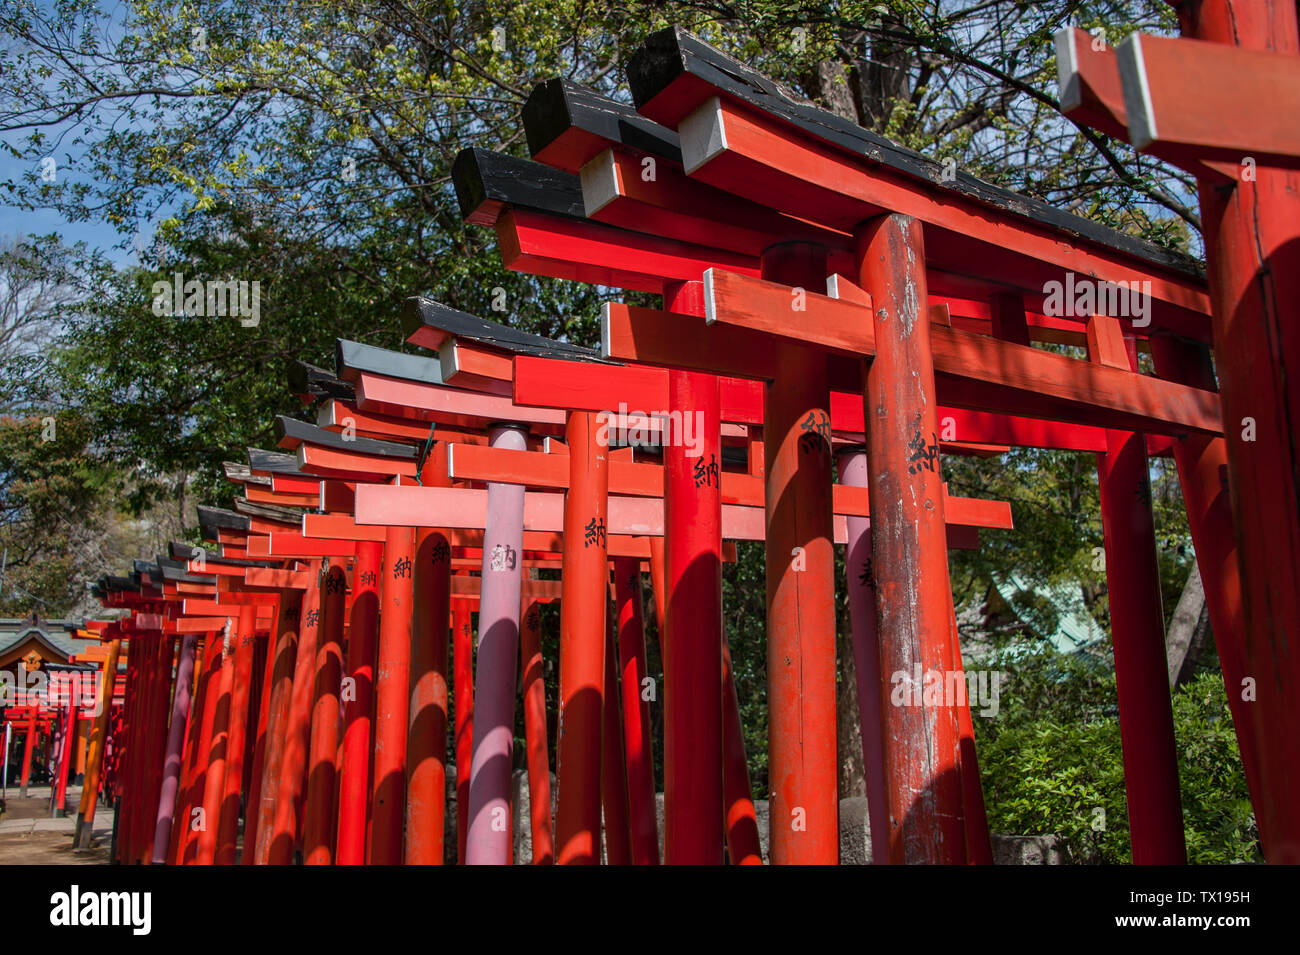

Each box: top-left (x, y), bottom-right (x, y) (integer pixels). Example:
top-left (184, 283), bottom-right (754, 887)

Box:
top-left (169, 640), bottom-right (206, 865)
top-left (835, 446), bottom-right (889, 865)
top-left (195, 622), bottom-right (236, 865)
top-left (116, 640), bottom-right (142, 862)
top-left (241, 595), bottom-right (281, 864)
top-left (139, 632), bottom-right (172, 862)
top-left (144, 632), bottom-right (174, 862)
top-left (949, 607), bottom-right (993, 864)
top-left (242, 592), bottom-right (295, 864)
top-left (19, 695), bottom-right (36, 798)
top-left (1088, 317), bottom-right (1186, 864)
top-left (467, 424), bottom-right (529, 864)
top-left (1148, 334), bottom-right (1264, 810)
top-left (1174, 0), bottom-right (1300, 862)
top-left (370, 526), bottom-right (417, 863)
top-left (181, 631), bottom-right (226, 863)
top-left (53, 699), bottom-right (78, 817)
top-left (249, 599), bottom-right (300, 864)
top-left (452, 599), bottom-right (474, 863)
top-left (555, 410), bottom-right (609, 864)
top-left (406, 528), bottom-right (452, 864)
top-left (760, 241), bottom-right (839, 865)
top-left (613, 556), bottom-right (657, 865)
top-left (302, 565), bottom-right (346, 864)
top-left (856, 214), bottom-right (966, 864)
top-left (601, 609), bottom-right (633, 864)
top-left (268, 559), bottom-right (325, 864)
top-left (519, 597), bottom-right (554, 864)
top-left (720, 636), bottom-right (762, 865)
top-left (151, 632), bottom-right (197, 860)
top-left (213, 604), bottom-right (259, 864)
top-left (659, 278), bottom-right (725, 864)
top-left (337, 541), bottom-right (381, 864)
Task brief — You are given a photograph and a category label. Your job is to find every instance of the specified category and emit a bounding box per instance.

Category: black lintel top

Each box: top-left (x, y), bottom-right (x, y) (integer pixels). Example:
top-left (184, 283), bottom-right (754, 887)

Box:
top-left (626, 25), bottom-right (1202, 280)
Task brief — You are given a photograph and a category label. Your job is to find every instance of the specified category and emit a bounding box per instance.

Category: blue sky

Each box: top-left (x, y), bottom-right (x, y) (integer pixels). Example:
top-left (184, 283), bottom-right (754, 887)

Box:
top-left (0, 0), bottom-right (148, 266)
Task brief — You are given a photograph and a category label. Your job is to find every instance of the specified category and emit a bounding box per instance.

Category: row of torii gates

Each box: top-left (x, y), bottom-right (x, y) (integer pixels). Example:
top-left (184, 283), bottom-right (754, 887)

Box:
top-left (83, 9), bottom-right (1299, 865)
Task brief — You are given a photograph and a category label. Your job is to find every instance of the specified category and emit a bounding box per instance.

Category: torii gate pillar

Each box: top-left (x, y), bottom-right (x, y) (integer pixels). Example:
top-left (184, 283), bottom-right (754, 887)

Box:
top-left (1175, 0), bottom-right (1300, 862)
top-left (760, 241), bottom-right (839, 865)
top-left (855, 213), bottom-right (966, 864)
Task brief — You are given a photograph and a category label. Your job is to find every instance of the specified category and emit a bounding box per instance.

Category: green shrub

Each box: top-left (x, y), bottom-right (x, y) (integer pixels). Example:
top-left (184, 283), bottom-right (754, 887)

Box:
top-left (975, 653), bottom-right (1259, 863)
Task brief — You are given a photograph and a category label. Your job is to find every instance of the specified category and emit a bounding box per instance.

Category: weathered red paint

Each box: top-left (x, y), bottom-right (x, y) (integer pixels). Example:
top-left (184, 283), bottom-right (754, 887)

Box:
top-left (856, 214), bottom-right (965, 864)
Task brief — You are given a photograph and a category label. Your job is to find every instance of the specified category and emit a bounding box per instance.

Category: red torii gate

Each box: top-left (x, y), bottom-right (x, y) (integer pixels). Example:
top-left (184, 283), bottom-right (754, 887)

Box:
top-left (86, 19), bottom-right (1291, 867)
top-left (446, 26), bottom-right (1235, 865)
top-left (1055, 0), bottom-right (1300, 863)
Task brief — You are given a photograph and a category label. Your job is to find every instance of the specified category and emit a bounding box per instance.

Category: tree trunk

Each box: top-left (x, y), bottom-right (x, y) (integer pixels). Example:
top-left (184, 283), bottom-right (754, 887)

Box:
top-left (1166, 563), bottom-right (1210, 687)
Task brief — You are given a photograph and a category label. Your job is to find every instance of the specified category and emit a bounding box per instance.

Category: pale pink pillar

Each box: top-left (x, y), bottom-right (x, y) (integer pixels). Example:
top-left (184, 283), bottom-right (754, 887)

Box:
top-left (151, 632), bottom-right (198, 863)
top-left (837, 447), bottom-right (889, 864)
top-left (465, 424), bottom-right (528, 864)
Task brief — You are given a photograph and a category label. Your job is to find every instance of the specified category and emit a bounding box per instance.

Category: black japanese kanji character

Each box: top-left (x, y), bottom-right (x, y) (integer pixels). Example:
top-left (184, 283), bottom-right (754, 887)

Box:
top-left (907, 430), bottom-right (940, 475)
top-left (798, 409), bottom-right (831, 455)
top-left (858, 557), bottom-right (874, 587)
top-left (359, 570), bottom-right (377, 587)
top-left (305, 608), bottom-right (319, 628)
top-left (584, 516), bottom-right (607, 549)
top-left (431, 539), bottom-right (450, 565)
top-left (325, 572), bottom-right (345, 595)
top-left (693, 453), bottom-right (720, 489)
top-left (1134, 477), bottom-right (1152, 510)
top-left (393, 555), bottom-right (413, 579)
